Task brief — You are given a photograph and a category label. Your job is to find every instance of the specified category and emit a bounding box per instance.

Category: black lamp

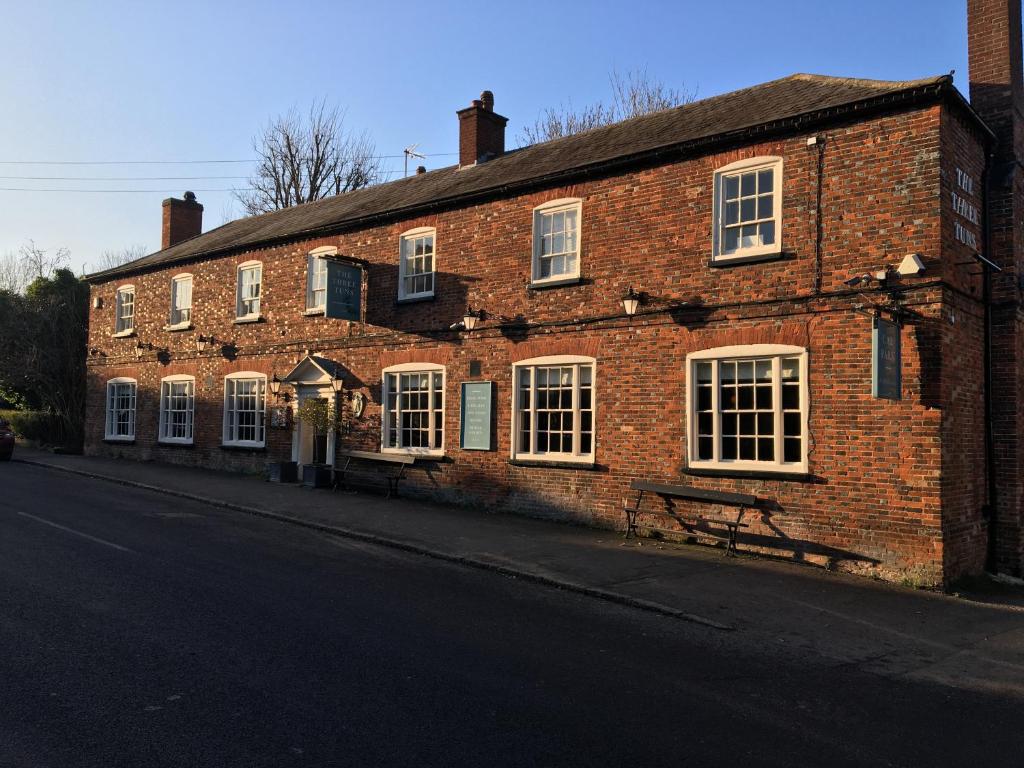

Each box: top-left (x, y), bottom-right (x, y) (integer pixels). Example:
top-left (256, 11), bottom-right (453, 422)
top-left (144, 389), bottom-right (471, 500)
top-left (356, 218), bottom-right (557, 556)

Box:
top-left (621, 286), bottom-right (642, 317)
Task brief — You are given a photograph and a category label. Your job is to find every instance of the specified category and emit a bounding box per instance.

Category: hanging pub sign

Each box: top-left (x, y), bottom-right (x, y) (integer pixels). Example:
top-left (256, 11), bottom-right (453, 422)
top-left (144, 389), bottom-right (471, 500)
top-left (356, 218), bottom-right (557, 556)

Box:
top-left (460, 381), bottom-right (494, 450)
top-left (872, 316), bottom-right (901, 400)
top-left (325, 259), bottom-right (363, 321)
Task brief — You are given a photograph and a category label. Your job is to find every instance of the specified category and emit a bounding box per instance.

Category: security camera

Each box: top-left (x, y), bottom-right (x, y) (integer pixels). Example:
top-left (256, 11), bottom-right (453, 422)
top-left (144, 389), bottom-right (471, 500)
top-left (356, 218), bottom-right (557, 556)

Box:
top-left (844, 274), bottom-right (871, 287)
top-left (449, 321), bottom-right (465, 330)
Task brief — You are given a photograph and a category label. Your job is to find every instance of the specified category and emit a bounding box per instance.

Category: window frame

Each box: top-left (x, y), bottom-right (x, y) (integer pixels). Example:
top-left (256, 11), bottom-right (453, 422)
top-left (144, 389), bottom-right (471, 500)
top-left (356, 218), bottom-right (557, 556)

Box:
top-left (222, 371), bottom-right (267, 448)
top-left (306, 246), bottom-right (335, 314)
top-left (397, 227), bottom-right (437, 302)
top-left (158, 374), bottom-right (195, 445)
top-left (711, 156), bottom-right (783, 263)
top-left (235, 261), bottom-right (263, 321)
top-left (531, 198), bottom-right (583, 286)
top-left (104, 377), bottom-right (137, 441)
top-left (685, 344), bottom-right (808, 474)
top-left (113, 285), bottom-right (135, 336)
top-left (380, 362), bottom-right (445, 456)
top-left (167, 273), bottom-right (193, 329)
top-left (511, 354), bottom-right (596, 464)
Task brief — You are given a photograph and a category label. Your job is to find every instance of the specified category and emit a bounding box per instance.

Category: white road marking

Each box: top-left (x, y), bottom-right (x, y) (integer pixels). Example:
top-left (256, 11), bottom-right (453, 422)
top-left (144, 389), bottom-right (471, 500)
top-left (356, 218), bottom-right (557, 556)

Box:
top-left (16, 511), bottom-right (134, 553)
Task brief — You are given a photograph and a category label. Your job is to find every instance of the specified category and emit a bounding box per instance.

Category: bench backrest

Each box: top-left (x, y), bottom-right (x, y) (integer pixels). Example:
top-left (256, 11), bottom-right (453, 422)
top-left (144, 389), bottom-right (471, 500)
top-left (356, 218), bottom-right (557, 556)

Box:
top-left (336, 449), bottom-right (416, 465)
top-left (629, 479), bottom-right (756, 507)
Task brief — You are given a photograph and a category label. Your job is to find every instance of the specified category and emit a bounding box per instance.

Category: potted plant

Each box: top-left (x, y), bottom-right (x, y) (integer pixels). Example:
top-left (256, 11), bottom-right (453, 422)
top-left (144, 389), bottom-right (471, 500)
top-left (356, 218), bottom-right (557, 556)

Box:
top-left (297, 398), bottom-right (342, 488)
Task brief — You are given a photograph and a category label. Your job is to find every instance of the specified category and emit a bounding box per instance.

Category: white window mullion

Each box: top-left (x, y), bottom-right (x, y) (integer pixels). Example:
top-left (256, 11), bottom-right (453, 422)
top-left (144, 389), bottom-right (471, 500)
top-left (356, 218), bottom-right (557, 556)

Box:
top-left (772, 357), bottom-right (783, 470)
top-left (711, 360), bottom-right (721, 464)
top-left (571, 364), bottom-right (581, 456)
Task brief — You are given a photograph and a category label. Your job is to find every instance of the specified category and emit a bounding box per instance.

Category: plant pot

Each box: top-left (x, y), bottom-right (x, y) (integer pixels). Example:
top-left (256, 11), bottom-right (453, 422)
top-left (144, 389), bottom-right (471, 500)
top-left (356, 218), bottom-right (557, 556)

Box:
top-left (302, 463), bottom-right (333, 489)
top-left (267, 461), bottom-right (298, 483)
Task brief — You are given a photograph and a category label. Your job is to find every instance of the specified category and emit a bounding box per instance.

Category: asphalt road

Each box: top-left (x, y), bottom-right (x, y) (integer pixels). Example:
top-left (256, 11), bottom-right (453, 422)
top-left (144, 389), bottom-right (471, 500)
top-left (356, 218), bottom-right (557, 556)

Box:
top-left (1, 462), bottom-right (1021, 768)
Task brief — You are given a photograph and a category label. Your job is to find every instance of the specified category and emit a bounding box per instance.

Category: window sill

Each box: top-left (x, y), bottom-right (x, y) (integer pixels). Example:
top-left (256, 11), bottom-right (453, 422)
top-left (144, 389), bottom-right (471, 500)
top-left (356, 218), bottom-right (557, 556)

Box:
top-left (396, 294), bottom-right (435, 305)
top-left (158, 440), bottom-right (194, 448)
top-left (163, 322), bottom-right (193, 332)
top-left (303, 308), bottom-right (325, 317)
top-left (709, 251), bottom-right (786, 268)
top-left (681, 465), bottom-right (812, 482)
top-left (233, 315), bottom-right (264, 325)
top-left (509, 458), bottom-right (598, 470)
top-left (103, 437), bottom-right (135, 445)
top-left (111, 330), bottom-right (136, 339)
top-left (221, 443), bottom-right (267, 453)
top-left (529, 276), bottom-right (583, 291)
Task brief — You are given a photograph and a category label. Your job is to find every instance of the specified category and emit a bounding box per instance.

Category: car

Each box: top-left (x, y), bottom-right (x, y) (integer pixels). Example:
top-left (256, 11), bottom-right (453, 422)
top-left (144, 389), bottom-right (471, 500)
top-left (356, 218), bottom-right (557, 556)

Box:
top-left (0, 418), bottom-right (14, 461)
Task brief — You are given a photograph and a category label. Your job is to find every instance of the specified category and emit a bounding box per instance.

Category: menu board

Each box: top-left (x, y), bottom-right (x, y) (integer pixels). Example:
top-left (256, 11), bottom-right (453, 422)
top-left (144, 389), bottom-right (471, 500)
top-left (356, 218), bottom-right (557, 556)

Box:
top-left (460, 382), bottom-right (493, 450)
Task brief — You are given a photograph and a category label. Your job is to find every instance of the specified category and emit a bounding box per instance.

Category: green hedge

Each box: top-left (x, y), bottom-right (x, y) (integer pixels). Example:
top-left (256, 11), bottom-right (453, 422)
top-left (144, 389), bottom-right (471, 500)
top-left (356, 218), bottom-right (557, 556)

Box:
top-left (0, 410), bottom-right (63, 444)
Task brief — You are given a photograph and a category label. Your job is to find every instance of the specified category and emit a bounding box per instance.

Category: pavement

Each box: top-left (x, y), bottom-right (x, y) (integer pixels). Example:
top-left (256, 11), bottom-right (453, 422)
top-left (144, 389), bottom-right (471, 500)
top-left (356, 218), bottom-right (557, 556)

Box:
top-left (15, 446), bottom-right (1024, 700)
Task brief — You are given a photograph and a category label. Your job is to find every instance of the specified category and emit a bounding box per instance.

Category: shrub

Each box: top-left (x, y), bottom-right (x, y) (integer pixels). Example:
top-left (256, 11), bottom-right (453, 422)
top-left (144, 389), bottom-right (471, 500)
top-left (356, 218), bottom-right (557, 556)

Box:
top-left (0, 409), bottom-right (63, 444)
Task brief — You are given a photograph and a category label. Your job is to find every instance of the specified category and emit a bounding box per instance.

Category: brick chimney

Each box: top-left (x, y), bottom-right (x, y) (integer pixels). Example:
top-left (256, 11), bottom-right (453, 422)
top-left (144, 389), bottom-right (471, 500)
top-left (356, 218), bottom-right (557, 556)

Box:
top-left (968, 0), bottom-right (1024, 575)
top-left (457, 90), bottom-right (508, 167)
top-left (161, 191), bottom-right (203, 250)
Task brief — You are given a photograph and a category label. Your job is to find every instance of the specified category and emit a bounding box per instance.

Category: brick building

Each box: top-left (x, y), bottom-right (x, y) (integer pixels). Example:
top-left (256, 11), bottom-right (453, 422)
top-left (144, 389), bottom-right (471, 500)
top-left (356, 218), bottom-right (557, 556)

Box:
top-left (84, 1), bottom-right (1024, 585)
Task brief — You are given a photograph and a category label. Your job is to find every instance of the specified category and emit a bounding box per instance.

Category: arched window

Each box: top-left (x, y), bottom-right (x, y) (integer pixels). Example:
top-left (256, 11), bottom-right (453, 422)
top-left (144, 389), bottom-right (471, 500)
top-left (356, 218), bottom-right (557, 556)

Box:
top-left (381, 363), bottom-right (445, 455)
top-left (105, 377), bottom-right (137, 440)
top-left (223, 372), bottom-right (267, 447)
top-left (712, 157), bottom-right (783, 262)
top-left (235, 261), bottom-right (262, 320)
top-left (686, 345), bottom-right (808, 472)
top-left (114, 285), bottom-right (135, 335)
top-left (159, 375), bottom-right (195, 444)
top-left (532, 198), bottom-right (582, 285)
top-left (512, 355), bottom-right (595, 463)
top-left (398, 227), bottom-right (436, 301)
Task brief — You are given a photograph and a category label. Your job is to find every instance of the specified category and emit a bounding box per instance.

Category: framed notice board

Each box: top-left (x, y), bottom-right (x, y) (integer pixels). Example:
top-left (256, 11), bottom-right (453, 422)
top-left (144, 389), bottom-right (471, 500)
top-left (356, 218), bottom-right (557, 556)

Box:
top-left (872, 316), bottom-right (902, 400)
top-left (460, 381), bottom-right (493, 450)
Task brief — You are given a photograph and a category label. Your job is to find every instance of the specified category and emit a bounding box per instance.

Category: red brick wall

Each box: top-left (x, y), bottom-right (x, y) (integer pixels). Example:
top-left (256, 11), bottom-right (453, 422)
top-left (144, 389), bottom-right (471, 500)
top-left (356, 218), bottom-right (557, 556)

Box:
top-left (85, 103), bottom-right (988, 585)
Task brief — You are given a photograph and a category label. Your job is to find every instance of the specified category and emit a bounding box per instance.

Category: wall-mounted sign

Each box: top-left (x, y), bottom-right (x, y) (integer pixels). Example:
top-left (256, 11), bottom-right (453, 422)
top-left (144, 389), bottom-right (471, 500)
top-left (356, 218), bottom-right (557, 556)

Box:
top-left (872, 316), bottom-right (902, 400)
top-left (951, 167), bottom-right (981, 251)
top-left (270, 405), bottom-right (290, 429)
top-left (460, 381), bottom-right (493, 451)
top-left (325, 260), bottom-right (362, 321)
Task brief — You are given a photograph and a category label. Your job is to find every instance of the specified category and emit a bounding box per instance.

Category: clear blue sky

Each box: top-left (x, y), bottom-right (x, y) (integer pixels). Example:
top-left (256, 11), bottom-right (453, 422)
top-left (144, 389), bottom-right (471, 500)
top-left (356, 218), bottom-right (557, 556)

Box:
top-left (0, 0), bottom-right (972, 275)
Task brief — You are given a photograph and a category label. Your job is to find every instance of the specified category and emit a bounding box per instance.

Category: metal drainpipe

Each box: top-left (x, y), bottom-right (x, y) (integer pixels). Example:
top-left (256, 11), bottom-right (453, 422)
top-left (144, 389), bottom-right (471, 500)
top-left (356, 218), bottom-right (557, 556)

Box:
top-left (982, 159), bottom-right (999, 574)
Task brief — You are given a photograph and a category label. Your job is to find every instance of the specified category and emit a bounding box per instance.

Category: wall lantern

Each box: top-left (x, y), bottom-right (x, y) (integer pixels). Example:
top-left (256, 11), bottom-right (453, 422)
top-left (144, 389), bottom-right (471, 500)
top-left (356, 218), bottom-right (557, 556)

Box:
top-left (133, 341), bottom-right (151, 360)
top-left (463, 306), bottom-right (484, 331)
top-left (269, 373), bottom-right (282, 398)
top-left (196, 334), bottom-right (214, 353)
top-left (331, 369), bottom-right (345, 394)
top-left (621, 286), bottom-right (642, 317)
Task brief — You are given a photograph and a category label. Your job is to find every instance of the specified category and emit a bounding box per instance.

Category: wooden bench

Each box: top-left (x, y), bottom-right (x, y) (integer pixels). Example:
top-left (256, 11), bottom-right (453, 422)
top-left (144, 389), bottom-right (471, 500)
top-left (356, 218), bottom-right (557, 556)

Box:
top-left (334, 450), bottom-right (416, 498)
top-left (624, 480), bottom-right (756, 556)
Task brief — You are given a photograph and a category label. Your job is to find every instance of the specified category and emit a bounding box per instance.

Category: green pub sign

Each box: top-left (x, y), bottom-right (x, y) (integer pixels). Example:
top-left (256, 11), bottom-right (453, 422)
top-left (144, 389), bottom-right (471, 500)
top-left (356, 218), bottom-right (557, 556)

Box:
top-left (460, 381), bottom-right (493, 450)
top-left (325, 260), bottom-right (363, 322)
top-left (872, 316), bottom-right (901, 400)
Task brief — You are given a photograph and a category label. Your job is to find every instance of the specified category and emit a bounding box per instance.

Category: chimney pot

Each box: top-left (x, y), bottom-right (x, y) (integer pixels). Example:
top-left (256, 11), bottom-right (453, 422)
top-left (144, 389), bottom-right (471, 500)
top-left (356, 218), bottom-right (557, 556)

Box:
top-left (416, 165), bottom-right (427, 175)
top-left (457, 89), bottom-right (508, 167)
top-left (161, 192), bottom-right (203, 250)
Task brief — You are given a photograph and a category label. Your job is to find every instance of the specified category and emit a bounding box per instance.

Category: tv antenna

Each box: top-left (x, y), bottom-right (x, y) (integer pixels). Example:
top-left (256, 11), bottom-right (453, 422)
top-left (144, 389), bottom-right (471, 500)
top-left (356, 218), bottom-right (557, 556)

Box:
top-left (403, 144), bottom-right (426, 177)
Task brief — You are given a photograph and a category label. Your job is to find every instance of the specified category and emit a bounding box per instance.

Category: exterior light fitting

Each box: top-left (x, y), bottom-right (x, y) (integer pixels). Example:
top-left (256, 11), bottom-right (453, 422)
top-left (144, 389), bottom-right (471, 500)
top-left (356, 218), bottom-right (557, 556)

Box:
top-left (196, 334), bottom-right (213, 353)
top-left (331, 369), bottom-right (345, 393)
top-left (463, 306), bottom-right (483, 331)
top-left (269, 373), bottom-right (282, 398)
top-left (133, 341), bottom-right (150, 359)
top-left (621, 286), bottom-right (642, 317)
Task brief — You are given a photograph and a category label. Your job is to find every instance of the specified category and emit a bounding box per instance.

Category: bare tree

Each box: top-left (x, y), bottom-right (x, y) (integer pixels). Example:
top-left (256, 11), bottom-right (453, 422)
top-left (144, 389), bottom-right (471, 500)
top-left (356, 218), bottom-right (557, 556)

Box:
top-left (0, 251), bottom-right (29, 294)
top-left (18, 239), bottom-right (70, 283)
top-left (235, 101), bottom-right (383, 216)
top-left (93, 244), bottom-right (147, 273)
top-left (520, 68), bottom-right (696, 145)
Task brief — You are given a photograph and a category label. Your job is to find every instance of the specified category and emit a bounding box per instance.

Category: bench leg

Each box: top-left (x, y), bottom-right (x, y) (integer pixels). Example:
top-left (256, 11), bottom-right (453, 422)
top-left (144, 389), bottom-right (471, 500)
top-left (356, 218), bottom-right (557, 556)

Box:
top-left (623, 490), bottom-right (644, 540)
top-left (385, 464), bottom-right (407, 499)
top-left (724, 506), bottom-right (746, 556)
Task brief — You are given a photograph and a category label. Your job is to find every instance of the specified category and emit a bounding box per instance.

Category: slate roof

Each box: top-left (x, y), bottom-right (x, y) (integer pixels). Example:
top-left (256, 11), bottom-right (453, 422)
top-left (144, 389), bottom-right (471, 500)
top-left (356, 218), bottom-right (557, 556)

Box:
top-left (89, 72), bottom-right (968, 282)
